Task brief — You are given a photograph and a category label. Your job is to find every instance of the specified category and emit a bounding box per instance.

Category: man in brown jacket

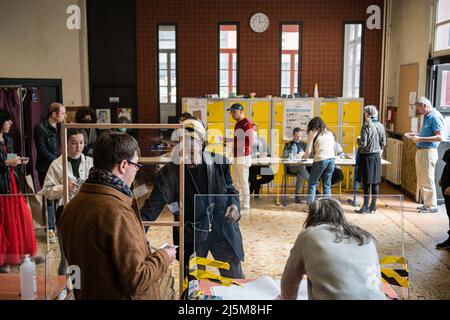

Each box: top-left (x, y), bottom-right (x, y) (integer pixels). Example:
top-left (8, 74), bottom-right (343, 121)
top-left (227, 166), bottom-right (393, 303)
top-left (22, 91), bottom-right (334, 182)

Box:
top-left (58, 132), bottom-right (176, 300)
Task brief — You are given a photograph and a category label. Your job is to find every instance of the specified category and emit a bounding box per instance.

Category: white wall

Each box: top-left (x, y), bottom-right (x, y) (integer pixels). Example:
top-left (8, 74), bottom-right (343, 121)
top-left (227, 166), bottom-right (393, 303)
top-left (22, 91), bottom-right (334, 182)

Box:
top-left (387, 0), bottom-right (432, 104)
top-left (0, 0), bottom-right (89, 106)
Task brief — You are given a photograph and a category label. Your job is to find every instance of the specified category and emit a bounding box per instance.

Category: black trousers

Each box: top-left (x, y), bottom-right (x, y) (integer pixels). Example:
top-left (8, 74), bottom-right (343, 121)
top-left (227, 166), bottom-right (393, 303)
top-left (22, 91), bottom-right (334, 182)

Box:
top-left (444, 194), bottom-right (450, 236)
top-left (249, 166), bottom-right (274, 195)
top-left (183, 234), bottom-right (244, 279)
top-left (363, 183), bottom-right (379, 208)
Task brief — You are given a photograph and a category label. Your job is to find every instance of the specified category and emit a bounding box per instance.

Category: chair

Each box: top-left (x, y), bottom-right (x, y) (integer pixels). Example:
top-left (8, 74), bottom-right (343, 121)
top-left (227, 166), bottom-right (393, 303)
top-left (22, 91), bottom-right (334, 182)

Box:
top-left (281, 164), bottom-right (308, 206)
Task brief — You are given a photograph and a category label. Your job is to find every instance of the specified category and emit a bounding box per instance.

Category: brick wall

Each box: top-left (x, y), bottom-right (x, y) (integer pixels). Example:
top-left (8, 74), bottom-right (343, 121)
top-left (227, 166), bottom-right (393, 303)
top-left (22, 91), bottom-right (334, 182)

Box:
top-left (136, 0), bottom-right (383, 123)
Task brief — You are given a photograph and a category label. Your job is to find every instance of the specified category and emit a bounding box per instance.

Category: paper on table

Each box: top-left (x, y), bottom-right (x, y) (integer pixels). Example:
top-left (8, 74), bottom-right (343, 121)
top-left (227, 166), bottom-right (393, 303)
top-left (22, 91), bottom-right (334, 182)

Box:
top-left (211, 276), bottom-right (308, 300)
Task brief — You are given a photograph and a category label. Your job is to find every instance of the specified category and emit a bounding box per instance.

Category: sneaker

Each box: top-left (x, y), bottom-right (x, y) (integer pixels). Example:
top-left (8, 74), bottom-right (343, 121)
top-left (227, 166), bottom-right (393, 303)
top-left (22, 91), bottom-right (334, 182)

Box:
top-left (354, 206), bottom-right (371, 214)
top-left (369, 205), bottom-right (377, 214)
top-left (0, 264), bottom-right (10, 273)
top-left (295, 196), bottom-right (302, 204)
top-left (436, 238), bottom-right (450, 250)
top-left (419, 207), bottom-right (439, 214)
top-left (48, 230), bottom-right (57, 243)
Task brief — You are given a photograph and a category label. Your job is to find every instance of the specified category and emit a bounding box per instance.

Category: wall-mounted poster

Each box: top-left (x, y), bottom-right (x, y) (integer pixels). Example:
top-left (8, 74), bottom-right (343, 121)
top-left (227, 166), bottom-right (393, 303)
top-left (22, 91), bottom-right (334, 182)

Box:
top-left (186, 98), bottom-right (207, 127)
top-left (117, 108), bottom-right (132, 121)
top-left (96, 109), bottom-right (111, 123)
top-left (283, 99), bottom-right (314, 141)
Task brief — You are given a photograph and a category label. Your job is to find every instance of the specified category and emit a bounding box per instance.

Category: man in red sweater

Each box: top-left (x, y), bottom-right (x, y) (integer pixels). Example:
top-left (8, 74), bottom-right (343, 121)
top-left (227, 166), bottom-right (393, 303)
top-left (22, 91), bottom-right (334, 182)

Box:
top-left (225, 103), bottom-right (253, 212)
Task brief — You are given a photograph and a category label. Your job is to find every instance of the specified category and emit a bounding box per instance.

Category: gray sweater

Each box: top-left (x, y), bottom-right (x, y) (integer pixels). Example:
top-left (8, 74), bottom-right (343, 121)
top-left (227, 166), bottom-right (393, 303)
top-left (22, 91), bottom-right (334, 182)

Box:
top-left (281, 224), bottom-right (386, 300)
top-left (357, 121), bottom-right (386, 154)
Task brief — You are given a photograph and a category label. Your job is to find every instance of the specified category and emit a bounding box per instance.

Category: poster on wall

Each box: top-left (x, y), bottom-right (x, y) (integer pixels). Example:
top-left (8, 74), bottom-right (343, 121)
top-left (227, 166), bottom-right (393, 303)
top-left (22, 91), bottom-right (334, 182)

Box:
top-left (186, 98), bottom-right (207, 126)
top-left (117, 108), bottom-right (132, 122)
top-left (283, 99), bottom-right (314, 141)
top-left (96, 109), bottom-right (111, 123)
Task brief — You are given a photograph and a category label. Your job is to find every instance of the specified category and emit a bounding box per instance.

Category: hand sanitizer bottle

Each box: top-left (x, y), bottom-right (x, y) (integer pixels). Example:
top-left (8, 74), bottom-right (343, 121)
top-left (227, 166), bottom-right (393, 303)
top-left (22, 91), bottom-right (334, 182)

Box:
top-left (20, 254), bottom-right (37, 300)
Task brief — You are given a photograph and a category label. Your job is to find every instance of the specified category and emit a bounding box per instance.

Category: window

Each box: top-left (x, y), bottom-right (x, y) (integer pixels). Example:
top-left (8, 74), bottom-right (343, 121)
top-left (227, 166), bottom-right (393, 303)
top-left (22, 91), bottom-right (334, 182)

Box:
top-left (158, 25), bottom-right (177, 105)
top-left (280, 24), bottom-right (301, 96)
top-left (435, 64), bottom-right (450, 110)
top-left (218, 24), bottom-right (238, 98)
top-left (342, 23), bottom-right (364, 98)
top-left (434, 0), bottom-right (450, 53)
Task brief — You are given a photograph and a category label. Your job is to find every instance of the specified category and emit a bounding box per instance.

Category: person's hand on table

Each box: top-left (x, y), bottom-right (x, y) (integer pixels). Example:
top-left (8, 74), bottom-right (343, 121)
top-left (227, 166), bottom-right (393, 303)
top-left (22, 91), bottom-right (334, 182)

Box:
top-left (225, 204), bottom-right (240, 222)
top-left (296, 152), bottom-right (305, 159)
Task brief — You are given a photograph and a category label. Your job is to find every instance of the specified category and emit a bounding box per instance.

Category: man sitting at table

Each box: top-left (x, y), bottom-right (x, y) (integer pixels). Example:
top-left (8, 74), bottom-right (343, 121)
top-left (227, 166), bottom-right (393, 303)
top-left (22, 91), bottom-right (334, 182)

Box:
top-left (249, 123), bottom-right (274, 198)
top-left (141, 118), bottom-right (245, 279)
top-left (282, 127), bottom-right (309, 203)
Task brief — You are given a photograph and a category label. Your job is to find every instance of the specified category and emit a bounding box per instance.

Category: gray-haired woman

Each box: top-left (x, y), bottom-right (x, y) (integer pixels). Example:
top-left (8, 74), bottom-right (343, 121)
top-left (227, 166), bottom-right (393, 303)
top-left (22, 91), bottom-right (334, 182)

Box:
top-left (355, 106), bottom-right (386, 214)
top-left (279, 198), bottom-right (386, 300)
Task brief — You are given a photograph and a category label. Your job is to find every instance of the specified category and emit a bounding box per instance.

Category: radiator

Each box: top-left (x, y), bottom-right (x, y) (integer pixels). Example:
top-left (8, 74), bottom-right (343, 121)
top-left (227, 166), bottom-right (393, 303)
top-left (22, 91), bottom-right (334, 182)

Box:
top-left (385, 138), bottom-right (403, 185)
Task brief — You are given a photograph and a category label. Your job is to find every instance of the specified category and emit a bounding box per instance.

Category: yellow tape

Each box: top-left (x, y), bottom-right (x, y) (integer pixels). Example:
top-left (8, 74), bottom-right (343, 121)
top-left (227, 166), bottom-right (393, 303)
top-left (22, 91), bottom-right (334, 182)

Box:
top-left (189, 256), bottom-right (230, 270)
top-left (381, 268), bottom-right (409, 288)
top-left (190, 269), bottom-right (242, 287)
top-left (183, 255), bottom-right (240, 295)
top-left (380, 256), bottom-right (407, 266)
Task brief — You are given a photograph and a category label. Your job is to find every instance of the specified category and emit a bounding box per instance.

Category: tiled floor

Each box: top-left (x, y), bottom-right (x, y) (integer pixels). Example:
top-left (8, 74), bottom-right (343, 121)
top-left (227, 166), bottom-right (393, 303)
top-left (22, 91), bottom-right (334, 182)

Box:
top-left (148, 183), bottom-right (450, 300)
top-left (15, 182), bottom-right (450, 300)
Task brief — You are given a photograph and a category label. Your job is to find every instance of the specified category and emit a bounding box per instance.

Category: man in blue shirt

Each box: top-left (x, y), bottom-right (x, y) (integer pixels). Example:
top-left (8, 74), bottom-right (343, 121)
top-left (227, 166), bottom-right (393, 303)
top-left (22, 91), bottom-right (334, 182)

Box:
top-left (282, 127), bottom-right (309, 203)
top-left (405, 97), bottom-right (445, 213)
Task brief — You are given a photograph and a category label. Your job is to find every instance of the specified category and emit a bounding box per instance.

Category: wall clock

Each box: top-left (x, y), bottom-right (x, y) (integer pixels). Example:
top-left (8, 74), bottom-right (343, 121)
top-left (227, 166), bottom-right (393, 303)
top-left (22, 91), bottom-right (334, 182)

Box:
top-left (250, 12), bottom-right (269, 33)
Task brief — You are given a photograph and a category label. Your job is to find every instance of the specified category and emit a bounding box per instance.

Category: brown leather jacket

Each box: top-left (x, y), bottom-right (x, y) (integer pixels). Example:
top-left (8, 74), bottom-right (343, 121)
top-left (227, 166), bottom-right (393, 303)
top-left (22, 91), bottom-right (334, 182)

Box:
top-left (58, 183), bottom-right (170, 300)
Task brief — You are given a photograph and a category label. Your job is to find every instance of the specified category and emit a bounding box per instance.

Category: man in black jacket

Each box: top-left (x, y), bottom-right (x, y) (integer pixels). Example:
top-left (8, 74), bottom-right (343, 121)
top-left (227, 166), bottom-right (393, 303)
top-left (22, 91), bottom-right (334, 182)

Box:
top-left (141, 118), bottom-right (245, 278)
top-left (437, 148), bottom-right (450, 250)
top-left (34, 102), bottom-right (66, 242)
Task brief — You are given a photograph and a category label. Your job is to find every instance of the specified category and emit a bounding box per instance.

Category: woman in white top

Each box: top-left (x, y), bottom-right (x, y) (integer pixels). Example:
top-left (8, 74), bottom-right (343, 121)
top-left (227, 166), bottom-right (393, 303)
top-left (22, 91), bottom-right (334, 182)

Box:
top-left (41, 128), bottom-right (94, 208)
top-left (40, 128), bottom-right (93, 275)
top-left (279, 198), bottom-right (385, 300)
top-left (304, 117), bottom-right (336, 204)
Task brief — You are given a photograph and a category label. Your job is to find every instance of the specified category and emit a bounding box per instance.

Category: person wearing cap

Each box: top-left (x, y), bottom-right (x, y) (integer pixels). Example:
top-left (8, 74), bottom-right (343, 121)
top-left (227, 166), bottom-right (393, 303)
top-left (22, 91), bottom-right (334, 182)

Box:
top-left (405, 97), bottom-right (445, 214)
top-left (223, 103), bottom-right (254, 212)
top-left (141, 118), bottom-right (245, 279)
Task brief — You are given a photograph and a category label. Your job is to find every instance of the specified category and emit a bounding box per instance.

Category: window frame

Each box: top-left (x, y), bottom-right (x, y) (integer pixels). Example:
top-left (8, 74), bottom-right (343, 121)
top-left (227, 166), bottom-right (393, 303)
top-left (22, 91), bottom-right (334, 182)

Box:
top-left (156, 23), bottom-right (178, 122)
top-left (217, 22), bottom-right (240, 98)
top-left (279, 21), bottom-right (303, 97)
top-left (341, 21), bottom-right (365, 98)
top-left (432, 0), bottom-right (450, 57)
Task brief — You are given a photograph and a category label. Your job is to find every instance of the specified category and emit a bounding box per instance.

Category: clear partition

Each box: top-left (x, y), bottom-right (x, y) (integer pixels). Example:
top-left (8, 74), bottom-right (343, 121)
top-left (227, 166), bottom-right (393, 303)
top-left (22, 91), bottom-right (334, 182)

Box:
top-left (0, 194), bottom-right (66, 300)
top-left (188, 194), bottom-right (405, 300)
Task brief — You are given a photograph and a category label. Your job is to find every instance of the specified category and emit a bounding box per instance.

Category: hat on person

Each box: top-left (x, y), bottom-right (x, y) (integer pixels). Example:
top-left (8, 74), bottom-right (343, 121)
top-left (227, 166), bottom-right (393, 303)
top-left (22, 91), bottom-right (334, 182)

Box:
top-left (226, 103), bottom-right (244, 112)
top-left (181, 118), bottom-right (206, 141)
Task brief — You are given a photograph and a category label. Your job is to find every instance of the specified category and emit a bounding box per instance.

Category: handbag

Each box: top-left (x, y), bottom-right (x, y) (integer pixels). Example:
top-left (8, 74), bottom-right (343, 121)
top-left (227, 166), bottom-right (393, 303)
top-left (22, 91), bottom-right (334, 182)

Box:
top-left (24, 174), bottom-right (45, 227)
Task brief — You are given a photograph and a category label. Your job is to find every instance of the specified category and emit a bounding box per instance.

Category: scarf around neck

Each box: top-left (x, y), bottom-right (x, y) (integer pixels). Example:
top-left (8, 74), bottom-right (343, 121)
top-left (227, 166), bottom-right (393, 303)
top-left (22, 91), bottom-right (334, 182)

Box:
top-left (86, 167), bottom-right (133, 198)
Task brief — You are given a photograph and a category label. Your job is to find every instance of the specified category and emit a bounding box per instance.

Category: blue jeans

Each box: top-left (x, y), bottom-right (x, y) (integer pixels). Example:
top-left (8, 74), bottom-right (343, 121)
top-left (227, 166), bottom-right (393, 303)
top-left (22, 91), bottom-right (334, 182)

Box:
top-left (39, 171), bottom-right (56, 231)
top-left (307, 159), bottom-right (335, 204)
top-left (288, 166), bottom-right (310, 194)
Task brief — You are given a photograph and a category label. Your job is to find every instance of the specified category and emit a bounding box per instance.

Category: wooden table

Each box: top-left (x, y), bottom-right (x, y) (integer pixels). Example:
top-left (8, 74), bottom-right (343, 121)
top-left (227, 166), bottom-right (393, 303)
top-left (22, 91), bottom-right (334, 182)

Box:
top-left (0, 274), bottom-right (67, 300)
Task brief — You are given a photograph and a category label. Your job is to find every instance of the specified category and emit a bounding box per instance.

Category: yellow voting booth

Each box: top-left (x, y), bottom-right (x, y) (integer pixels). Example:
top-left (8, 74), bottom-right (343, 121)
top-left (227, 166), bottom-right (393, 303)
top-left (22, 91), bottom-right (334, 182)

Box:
top-left (182, 96), bottom-right (364, 193)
